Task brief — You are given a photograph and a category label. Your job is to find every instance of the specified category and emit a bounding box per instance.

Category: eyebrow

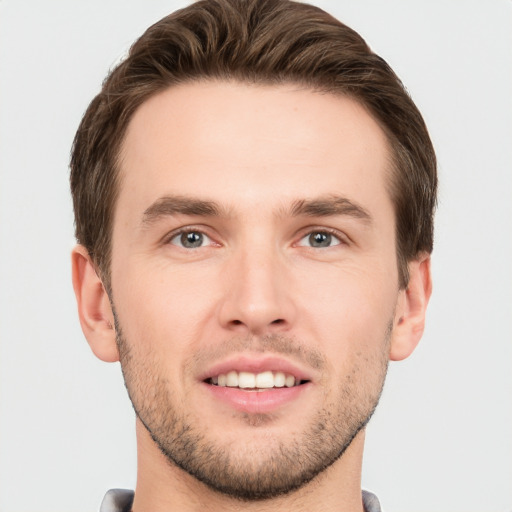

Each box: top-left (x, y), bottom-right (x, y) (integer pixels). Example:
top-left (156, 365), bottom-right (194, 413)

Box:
top-left (142, 195), bottom-right (227, 226)
top-left (141, 194), bottom-right (372, 226)
top-left (289, 196), bottom-right (372, 224)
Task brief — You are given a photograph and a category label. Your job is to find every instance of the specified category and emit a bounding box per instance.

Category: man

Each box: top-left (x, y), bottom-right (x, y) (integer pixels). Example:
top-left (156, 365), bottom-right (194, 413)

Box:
top-left (70, 0), bottom-right (436, 510)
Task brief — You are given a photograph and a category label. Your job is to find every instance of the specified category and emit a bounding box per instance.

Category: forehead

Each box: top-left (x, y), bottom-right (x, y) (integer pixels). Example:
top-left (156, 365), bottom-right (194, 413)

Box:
top-left (117, 81), bottom-right (392, 221)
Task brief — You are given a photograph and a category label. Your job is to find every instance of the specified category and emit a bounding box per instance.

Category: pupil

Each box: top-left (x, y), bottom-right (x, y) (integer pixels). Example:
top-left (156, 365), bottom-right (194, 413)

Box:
top-left (181, 232), bottom-right (203, 248)
top-left (310, 232), bottom-right (331, 247)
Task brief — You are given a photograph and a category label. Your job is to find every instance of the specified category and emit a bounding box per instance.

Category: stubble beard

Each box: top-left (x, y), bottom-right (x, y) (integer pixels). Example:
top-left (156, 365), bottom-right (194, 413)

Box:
top-left (114, 312), bottom-right (391, 501)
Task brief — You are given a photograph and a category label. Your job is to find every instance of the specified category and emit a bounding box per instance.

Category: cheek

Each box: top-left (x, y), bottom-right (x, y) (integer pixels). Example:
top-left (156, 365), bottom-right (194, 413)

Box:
top-left (296, 261), bottom-right (397, 356)
top-left (307, 273), bottom-right (394, 402)
top-left (112, 261), bottom-right (219, 354)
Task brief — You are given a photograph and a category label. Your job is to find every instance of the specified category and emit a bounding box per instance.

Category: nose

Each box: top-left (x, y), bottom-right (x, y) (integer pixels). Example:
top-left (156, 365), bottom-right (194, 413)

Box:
top-left (217, 244), bottom-right (296, 335)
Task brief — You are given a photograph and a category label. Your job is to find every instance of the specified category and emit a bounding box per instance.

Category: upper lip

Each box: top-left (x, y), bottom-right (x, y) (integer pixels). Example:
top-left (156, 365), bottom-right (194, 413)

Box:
top-left (198, 354), bottom-right (314, 383)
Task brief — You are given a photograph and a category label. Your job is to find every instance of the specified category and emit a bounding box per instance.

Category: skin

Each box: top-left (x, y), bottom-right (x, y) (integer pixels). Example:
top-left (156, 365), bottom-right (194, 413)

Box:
top-left (72, 81), bottom-right (432, 512)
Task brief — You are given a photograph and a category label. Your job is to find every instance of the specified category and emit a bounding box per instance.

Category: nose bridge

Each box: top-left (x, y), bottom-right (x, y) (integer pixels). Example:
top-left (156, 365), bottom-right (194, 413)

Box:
top-left (219, 235), bottom-right (294, 334)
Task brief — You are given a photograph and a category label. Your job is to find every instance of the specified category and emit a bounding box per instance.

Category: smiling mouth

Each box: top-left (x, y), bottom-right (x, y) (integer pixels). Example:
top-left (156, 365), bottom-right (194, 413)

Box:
top-left (205, 370), bottom-right (309, 390)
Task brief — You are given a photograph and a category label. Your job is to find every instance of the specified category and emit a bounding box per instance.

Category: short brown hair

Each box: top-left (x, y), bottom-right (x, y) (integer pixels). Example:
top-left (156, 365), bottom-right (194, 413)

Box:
top-left (70, 0), bottom-right (437, 289)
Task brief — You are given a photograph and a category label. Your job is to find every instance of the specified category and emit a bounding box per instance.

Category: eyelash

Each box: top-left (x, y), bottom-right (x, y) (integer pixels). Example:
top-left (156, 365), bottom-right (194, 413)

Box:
top-left (295, 227), bottom-right (348, 248)
top-left (163, 226), bottom-right (349, 249)
top-left (164, 227), bottom-right (216, 249)
top-left (163, 226), bottom-right (349, 251)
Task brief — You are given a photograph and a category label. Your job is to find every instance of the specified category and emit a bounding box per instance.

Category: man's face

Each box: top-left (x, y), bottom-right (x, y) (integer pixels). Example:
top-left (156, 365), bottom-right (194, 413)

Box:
top-left (110, 81), bottom-right (401, 499)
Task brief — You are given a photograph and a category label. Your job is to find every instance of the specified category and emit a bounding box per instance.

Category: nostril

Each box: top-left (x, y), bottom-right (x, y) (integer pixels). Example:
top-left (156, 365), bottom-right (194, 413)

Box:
top-left (225, 317), bottom-right (288, 332)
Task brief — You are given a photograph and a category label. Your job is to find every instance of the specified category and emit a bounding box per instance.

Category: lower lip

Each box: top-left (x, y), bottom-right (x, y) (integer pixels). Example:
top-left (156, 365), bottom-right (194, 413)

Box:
top-left (202, 382), bottom-right (311, 414)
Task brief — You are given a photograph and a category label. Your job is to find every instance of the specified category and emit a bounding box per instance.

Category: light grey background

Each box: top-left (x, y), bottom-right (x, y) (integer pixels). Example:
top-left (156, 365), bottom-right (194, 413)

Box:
top-left (1, 1), bottom-right (511, 511)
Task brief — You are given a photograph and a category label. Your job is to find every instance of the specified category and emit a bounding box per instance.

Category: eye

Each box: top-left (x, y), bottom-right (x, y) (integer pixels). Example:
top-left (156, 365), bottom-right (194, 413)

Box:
top-left (169, 230), bottom-right (213, 249)
top-left (297, 230), bottom-right (342, 248)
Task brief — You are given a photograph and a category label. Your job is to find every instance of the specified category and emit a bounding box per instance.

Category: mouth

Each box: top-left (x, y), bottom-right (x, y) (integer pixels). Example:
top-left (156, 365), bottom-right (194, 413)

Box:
top-left (199, 356), bottom-right (313, 413)
top-left (205, 370), bottom-right (309, 390)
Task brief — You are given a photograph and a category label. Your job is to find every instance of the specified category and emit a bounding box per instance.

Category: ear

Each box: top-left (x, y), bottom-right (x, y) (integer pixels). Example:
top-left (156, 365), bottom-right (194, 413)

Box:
top-left (389, 253), bottom-right (432, 361)
top-left (71, 245), bottom-right (119, 362)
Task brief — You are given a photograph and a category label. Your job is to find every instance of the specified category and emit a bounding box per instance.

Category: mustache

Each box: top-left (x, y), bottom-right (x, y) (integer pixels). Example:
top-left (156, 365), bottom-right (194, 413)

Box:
top-left (187, 334), bottom-right (326, 372)
top-left (112, 304), bottom-right (327, 373)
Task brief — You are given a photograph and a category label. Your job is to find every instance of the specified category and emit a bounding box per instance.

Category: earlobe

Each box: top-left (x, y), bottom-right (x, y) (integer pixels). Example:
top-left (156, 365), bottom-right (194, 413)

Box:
top-left (389, 254), bottom-right (432, 361)
top-left (71, 245), bottom-right (119, 362)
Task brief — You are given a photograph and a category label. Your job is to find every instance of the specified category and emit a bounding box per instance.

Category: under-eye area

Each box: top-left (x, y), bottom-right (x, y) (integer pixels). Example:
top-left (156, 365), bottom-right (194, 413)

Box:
top-left (205, 371), bottom-right (310, 390)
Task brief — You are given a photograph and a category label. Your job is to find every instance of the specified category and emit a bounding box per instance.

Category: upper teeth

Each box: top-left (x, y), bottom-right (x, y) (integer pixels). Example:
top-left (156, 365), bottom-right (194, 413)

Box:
top-left (211, 371), bottom-right (298, 388)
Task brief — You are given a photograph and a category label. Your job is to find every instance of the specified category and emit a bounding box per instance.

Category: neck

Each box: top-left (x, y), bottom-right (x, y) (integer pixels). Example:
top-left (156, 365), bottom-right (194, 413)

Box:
top-left (131, 419), bottom-right (366, 512)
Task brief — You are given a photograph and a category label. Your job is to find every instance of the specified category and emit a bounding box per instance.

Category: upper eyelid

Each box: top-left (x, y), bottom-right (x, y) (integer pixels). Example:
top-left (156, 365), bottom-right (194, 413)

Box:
top-left (162, 225), bottom-right (217, 245)
top-left (160, 225), bottom-right (350, 245)
top-left (294, 226), bottom-right (350, 245)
